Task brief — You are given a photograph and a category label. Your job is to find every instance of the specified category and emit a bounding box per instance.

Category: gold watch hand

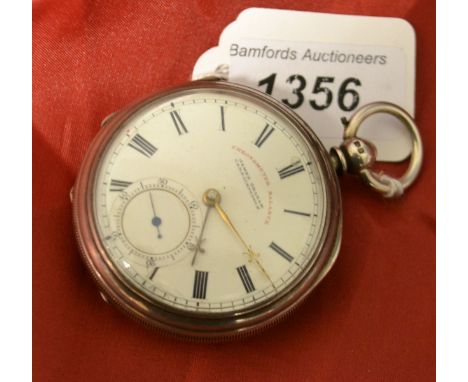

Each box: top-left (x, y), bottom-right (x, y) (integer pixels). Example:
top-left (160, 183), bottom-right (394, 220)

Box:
top-left (202, 189), bottom-right (272, 283)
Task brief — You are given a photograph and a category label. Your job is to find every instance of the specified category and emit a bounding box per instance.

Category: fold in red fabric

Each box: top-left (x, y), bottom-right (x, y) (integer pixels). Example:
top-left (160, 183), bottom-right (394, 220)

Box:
top-left (33, 1), bottom-right (435, 381)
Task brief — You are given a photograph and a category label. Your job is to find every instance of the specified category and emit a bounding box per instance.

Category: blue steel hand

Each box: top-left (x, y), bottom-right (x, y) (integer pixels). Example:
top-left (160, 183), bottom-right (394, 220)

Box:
top-left (149, 192), bottom-right (162, 239)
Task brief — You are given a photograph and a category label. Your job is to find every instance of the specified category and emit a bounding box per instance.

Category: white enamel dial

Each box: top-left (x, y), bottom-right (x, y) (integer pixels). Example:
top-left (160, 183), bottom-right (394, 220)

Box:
top-left (93, 87), bottom-right (328, 314)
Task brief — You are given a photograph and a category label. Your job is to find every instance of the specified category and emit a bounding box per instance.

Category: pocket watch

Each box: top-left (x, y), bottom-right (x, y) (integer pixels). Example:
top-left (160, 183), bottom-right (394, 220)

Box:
top-left (72, 79), bottom-right (422, 340)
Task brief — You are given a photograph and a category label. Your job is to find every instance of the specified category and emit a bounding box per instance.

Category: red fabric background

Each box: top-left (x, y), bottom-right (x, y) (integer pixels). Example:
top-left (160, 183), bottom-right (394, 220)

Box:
top-left (33, 1), bottom-right (435, 381)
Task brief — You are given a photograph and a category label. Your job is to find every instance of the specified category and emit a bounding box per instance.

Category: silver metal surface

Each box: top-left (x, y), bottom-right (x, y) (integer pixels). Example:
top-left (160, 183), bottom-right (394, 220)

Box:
top-left (337, 102), bottom-right (423, 198)
top-left (69, 187), bottom-right (74, 203)
top-left (100, 111), bottom-right (117, 128)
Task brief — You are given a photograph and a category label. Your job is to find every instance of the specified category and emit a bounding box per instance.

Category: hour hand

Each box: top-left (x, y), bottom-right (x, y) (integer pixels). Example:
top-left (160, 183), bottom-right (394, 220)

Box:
top-left (191, 204), bottom-right (212, 266)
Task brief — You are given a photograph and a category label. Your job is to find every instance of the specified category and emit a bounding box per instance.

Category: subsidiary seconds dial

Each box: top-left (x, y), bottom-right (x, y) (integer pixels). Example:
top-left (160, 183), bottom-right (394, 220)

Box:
top-left (109, 177), bottom-right (201, 268)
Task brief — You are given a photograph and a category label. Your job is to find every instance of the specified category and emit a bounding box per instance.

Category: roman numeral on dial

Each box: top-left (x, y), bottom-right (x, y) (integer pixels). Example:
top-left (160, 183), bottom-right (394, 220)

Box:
top-left (149, 267), bottom-right (159, 280)
top-left (254, 124), bottom-right (275, 147)
top-left (269, 242), bottom-right (294, 262)
top-left (278, 161), bottom-right (305, 179)
top-left (220, 106), bottom-right (226, 131)
top-left (170, 111), bottom-right (188, 135)
top-left (284, 209), bottom-right (311, 217)
top-left (109, 179), bottom-right (132, 192)
top-left (193, 270), bottom-right (208, 299)
top-left (128, 134), bottom-right (157, 157)
top-left (236, 265), bottom-right (255, 293)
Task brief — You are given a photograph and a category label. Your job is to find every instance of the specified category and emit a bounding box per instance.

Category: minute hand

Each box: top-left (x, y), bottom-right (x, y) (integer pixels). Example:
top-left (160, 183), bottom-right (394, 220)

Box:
top-left (206, 193), bottom-right (272, 283)
top-left (213, 202), bottom-right (251, 253)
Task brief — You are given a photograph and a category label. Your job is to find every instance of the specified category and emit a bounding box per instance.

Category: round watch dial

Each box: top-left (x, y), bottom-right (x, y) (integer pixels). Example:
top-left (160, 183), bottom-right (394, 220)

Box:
top-left (75, 81), bottom-right (341, 337)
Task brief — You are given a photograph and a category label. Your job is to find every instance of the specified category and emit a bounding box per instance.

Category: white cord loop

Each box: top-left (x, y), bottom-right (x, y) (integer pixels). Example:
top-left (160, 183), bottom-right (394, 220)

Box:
top-left (378, 173), bottom-right (404, 198)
